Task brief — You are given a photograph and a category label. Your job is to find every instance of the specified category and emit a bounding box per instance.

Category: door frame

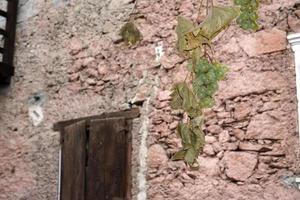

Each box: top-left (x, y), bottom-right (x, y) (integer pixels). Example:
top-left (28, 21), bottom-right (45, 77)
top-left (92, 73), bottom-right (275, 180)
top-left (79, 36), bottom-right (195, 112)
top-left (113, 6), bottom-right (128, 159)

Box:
top-left (53, 108), bottom-right (140, 200)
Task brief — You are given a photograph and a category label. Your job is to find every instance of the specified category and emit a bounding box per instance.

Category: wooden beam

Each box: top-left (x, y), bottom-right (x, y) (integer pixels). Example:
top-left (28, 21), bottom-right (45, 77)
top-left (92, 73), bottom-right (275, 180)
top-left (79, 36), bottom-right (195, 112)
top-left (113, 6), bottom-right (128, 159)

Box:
top-left (53, 108), bottom-right (140, 132)
top-left (61, 121), bottom-right (86, 200)
top-left (86, 118), bottom-right (128, 200)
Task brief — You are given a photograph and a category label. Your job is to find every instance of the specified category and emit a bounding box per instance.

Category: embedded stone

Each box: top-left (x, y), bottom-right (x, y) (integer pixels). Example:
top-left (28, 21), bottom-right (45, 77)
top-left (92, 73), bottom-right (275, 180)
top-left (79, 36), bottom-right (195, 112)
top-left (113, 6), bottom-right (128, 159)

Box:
top-left (69, 38), bottom-right (83, 55)
top-left (246, 112), bottom-right (285, 140)
top-left (260, 101), bottom-right (278, 112)
top-left (223, 142), bottom-right (238, 151)
top-left (203, 144), bottom-right (215, 156)
top-left (169, 121), bottom-right (179, 130)
top-left (295, 10), bottom-right (300, 18)
top-left (238, 142), bottom-right (272, 152)
top-left (233, 129), bottom-right (245, 141)
top-left (198, 157), bottom-right (220, 176)
top-left (205, 135), bottom-right (217, 144)
top-left (148, 144), bottom-right (168, 168)
top-left (217, 111), bottom-right (231, 119)
top-left (222, 152), bottom-right (258, 181)
top-left (86, 78), bottom-right (97, 85)
top-left (212, 142), bottom-right (222, 153)
top-left (218, 71), bottom-right (286, 100)
top-left (234, 102), bottom-right (251, 120)
top-left (132, 84), bottom-right (150, 103)
top-left (82, 57), bottom-right (96, 67)
top-left (239, 28), bottom-right (287, 57)
top-left (219, 130), bottom-right (230, 143)
top-left (97, 64), bottom-right (109, 75)
top-left (161, 54), bottom-right (183, 70)
top-left (157, 90), bottom-right (172, 101)
top-left (68, 73), bottom-right (79, 81)
top-left (288, 14), bottom-right (300, 33)
top-left (207, 124), bottom-right (222, 134)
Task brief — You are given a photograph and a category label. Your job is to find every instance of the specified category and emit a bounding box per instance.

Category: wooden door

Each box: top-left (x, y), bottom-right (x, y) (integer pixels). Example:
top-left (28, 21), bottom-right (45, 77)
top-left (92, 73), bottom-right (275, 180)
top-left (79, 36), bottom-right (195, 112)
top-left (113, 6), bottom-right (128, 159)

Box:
top-left (58, 110), bottom-right (137, 200)
top-left (61, 121), bottom-right (86, 200)
top-left (86, 118), bottom-right (129, 200)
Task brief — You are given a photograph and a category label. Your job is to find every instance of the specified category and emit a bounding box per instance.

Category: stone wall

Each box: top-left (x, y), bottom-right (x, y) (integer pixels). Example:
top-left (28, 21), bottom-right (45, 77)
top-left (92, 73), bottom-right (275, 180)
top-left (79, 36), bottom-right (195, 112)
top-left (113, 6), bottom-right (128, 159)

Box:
top-left (0, 0), bottom-right (148, 199)
top-left (0, 0), bottom-right (300, 200)
top-left (146, 0), bottom-right (300, 199)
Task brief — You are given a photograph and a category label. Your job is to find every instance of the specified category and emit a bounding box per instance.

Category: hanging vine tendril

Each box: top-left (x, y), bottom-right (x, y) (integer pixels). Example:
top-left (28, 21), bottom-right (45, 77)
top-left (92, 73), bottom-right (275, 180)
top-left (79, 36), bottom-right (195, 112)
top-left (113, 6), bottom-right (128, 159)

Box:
top-left (171, 0), bottom-right (259, 168)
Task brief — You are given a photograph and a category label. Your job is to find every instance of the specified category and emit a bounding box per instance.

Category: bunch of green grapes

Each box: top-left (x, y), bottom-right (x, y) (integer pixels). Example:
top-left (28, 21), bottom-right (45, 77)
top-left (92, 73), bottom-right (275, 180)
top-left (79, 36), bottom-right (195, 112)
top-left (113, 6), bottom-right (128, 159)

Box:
top-left (234, 0), bottom-right (259, 30)
top-left (192, 58), bottom-right (228, 108)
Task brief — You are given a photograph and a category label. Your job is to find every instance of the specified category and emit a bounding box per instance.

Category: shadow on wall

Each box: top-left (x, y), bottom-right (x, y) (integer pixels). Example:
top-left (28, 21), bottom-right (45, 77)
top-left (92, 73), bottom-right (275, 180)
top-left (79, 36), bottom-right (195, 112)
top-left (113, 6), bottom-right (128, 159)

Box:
top-left (0, 84), bottom-right (10, 96)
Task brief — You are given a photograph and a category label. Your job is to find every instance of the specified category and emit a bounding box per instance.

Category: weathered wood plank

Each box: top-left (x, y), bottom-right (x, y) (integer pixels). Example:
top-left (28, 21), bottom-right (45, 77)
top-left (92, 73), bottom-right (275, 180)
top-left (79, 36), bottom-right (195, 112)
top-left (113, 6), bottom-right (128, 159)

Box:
top-left (61, 121), bottom-right (86, 200)
top-left (86, 117), bottom-right (128, 200)
top-left (53, 108), bottom-right (140, 132)
top-left (125, 119), bottom-right (133, 200)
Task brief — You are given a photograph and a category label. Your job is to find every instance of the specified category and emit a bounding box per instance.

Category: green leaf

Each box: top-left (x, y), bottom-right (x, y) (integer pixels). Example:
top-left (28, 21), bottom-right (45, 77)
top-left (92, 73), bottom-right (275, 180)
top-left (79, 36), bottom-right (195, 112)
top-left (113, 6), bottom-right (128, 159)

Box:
top-left (120, 22), bottom-right (142, 45)
top-left (193, 82), bottom-right (207, 98)
top-left (235, 0), bottom-right (259, 30)
top-left (176, 16), bottom-right (195, 53)
top-left (200, 96), bottom-right (215, 108)
top-left (187, 59), bottom-right (194, 72)
top-left (184, 148), bottom-right (196, 164)
top-left (234, 0), bottom-right (250, 6)
top-left (177, 123), bottom-right (192, 145)
top-left (192, 6), bottom-right (240, 40)
top-left (172, 150), bottom-right (186, 161)
top-left (170, 82), bottom-right (186, 110)
top-left (191, 116), bottom-right (204, 128)
top-left (191, 128), bottom-right (205, 152)
top-left (237, 12), bottom-right (259, 30)
top-left (184, 32), bottom-right (208, 51)
top-left (188, 48), bottom-right (204, 72)
top-left (177, 6), bottom-right (240, 53)
top-left (170, 82), bottom-right (201, 118)
top-left (174, 122), bottom-right (205, 165)
top-left (213, 62), bottom-right (229, 80)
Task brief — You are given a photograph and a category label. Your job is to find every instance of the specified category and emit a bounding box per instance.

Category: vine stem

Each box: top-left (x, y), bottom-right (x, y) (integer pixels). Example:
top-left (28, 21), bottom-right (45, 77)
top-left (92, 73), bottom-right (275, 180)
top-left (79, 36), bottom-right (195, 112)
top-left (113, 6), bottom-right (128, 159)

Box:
top-left (206, 43), bottom-right (215, 61)
top-left (206, 0), bottom-right (214, 15)
top-left (129, 0), bottom-right (138, 20)
top-left (206, 0), bottom-right (209, 15)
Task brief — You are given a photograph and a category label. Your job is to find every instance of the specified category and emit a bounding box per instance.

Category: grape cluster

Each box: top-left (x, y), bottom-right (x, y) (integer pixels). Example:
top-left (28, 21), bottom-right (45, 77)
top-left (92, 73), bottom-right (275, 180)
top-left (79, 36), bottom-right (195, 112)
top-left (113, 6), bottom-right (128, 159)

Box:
top-left (192, 58), bottom-right (228, 108)
top-left (234, 0), bottom-right (259, 30)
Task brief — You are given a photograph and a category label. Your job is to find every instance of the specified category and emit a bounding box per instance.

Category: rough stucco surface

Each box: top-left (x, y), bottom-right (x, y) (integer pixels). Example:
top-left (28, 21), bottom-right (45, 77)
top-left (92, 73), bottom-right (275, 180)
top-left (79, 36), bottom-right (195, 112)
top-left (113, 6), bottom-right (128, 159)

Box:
top-left (0, 0), bottom-right (300, 200)
top-left (0, 0), bottom-right (148, 199)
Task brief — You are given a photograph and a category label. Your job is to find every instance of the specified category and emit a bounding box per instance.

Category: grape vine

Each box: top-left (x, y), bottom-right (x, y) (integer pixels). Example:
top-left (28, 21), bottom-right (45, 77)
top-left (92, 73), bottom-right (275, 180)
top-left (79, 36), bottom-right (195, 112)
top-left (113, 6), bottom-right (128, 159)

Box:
top-left (171, 1), bottom-right (259, 168)
top-left (235, 0), bottom-right (259, 30)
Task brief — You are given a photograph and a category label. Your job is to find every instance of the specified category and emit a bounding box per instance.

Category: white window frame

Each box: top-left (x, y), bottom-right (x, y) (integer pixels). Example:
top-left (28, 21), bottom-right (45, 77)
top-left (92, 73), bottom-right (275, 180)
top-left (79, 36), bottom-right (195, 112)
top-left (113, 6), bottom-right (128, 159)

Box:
top-left (288, 33), bottom-right (300, 140)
